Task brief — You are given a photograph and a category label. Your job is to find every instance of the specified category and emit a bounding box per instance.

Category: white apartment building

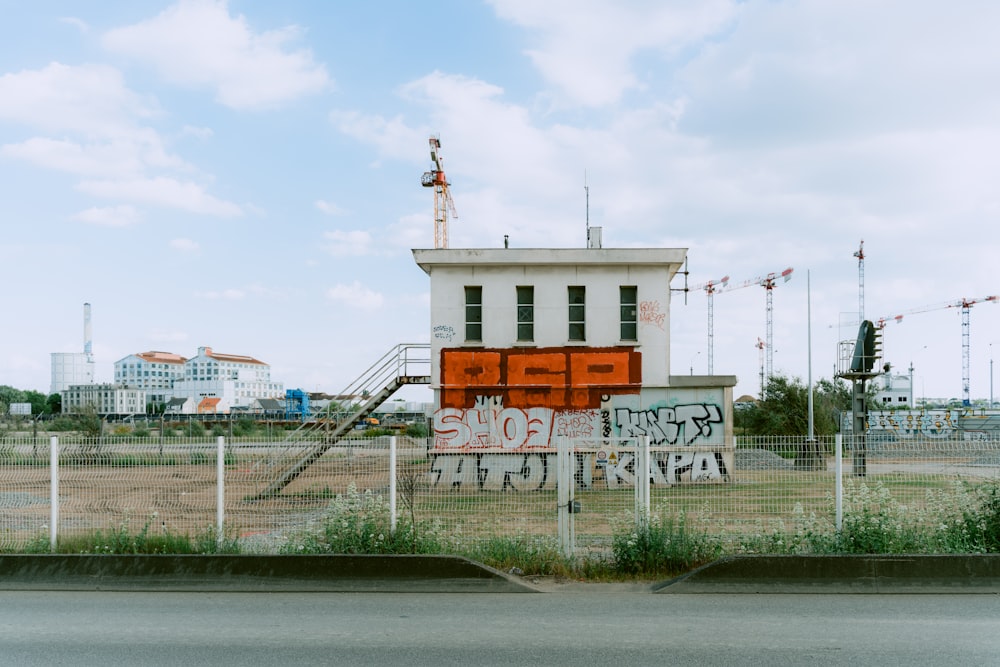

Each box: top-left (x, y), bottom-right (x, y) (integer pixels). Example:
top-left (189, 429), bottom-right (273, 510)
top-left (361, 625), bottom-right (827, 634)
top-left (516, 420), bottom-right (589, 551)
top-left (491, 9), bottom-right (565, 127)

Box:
top-left (169, 346), bottom-right (283, 411)
top-left (62, 383), bottom-right (146, 415)
top-left (114, 351), bottom-right (188, 406)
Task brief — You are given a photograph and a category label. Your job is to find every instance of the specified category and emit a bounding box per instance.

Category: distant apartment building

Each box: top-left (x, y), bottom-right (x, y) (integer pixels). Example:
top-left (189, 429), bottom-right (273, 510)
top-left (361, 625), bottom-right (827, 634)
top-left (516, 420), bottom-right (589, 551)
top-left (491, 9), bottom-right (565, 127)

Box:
top-left (62, 384), bottom-right (146, 415)
top-left (114, 351), bottom-right (188, 406)
top-left (110, 346), bottom-right (284, 414)
top-left (168, 346), bottom-right (283, 412)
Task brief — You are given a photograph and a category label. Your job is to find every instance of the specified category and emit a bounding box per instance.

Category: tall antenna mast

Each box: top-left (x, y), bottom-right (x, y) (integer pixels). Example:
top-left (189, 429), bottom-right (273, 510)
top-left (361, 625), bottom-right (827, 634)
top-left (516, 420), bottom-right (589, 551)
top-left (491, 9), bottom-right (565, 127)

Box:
top-left (584, 171), bottom-right (590, 248)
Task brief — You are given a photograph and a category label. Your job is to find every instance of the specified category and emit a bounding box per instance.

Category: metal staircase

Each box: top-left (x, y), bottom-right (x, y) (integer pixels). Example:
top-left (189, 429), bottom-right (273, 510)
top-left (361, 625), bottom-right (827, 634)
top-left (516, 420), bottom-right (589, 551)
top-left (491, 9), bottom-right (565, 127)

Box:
top-left (248, 343), bottom-right (430, 500)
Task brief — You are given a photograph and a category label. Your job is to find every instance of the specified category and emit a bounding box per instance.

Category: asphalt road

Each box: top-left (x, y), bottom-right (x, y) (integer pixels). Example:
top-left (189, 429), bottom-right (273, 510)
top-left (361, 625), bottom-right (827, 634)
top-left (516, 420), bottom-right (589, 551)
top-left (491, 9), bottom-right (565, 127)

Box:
top-left (1, 590), bottom-right (999, 666)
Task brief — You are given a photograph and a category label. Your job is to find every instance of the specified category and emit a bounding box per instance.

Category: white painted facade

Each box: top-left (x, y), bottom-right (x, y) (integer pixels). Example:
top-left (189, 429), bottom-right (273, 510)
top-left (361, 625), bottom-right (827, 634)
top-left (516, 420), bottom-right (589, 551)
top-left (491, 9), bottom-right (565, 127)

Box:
top-left (413, 248), bottom-right (685, 388)
top-left (114, 351), bottom-right (187, 406)
top-left (62, 383), bottom-right (146, 415)
top-left (876, 373), bottom-right (913, 407)
top-left (50, 352), bottom-right (94, 394)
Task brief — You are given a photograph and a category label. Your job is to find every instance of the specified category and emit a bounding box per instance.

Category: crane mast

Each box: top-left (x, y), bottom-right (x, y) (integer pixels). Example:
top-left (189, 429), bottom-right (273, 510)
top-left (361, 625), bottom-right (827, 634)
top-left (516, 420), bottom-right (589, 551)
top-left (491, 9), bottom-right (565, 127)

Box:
top-left (885, 294), bottom-right (999, 406)
top-left (421, 136), bottom-right (458, 249)
top-left (692, 267), bottom-right (792, 380)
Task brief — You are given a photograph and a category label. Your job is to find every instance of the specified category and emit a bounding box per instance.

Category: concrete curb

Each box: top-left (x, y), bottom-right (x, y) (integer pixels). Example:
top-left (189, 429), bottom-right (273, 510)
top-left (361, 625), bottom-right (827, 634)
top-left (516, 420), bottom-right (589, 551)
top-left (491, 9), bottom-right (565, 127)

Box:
top-left (0, 554), bottom-right (541, 593)
top-left (655, 555), bottom-right (1000, 593)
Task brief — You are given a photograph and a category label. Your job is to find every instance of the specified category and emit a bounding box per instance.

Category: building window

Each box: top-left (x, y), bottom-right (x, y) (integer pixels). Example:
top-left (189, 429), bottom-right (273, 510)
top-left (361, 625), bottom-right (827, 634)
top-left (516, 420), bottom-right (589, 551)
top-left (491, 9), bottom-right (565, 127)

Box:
top-left (568, 286), bottom-right (586, 341)
top-left (620, 286), bottom-right (638, 341)
top-left (516, 286), bottom-right (534, 342)
top-left (465, 286), bottom-right (482, 342)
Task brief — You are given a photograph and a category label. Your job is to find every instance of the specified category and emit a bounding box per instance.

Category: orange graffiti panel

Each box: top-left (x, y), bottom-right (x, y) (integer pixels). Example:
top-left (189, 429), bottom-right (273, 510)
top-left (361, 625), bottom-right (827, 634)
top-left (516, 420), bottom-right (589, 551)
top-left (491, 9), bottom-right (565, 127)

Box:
top-left (569, 350), bottom-right (636, 386)
top-left (507, 352), bottom-right (567, 387)
top-left (441, 350), bottom-right (502, 387)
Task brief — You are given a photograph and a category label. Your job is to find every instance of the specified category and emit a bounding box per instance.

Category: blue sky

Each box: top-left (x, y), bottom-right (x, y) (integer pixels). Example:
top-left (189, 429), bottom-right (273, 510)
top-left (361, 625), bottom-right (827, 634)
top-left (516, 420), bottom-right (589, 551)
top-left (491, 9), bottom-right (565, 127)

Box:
top-left (2, 0), bottom-right (999, 405)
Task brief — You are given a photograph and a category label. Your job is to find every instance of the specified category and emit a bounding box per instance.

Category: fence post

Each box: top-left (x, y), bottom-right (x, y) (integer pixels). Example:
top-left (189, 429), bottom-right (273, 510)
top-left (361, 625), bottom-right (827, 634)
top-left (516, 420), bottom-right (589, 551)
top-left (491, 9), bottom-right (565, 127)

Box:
top-left (216, 436), bottom-right (225, 544)
top-left (556, 436), bottom-right (574, 558)
top-left (634, 436), bottom-right (650, 527)
top-left (389, 435), bottom-right (397, 534)
top-left (50, 436), bottom-right (58, 552)
top-left (835, 433), bottom-right (843, 531)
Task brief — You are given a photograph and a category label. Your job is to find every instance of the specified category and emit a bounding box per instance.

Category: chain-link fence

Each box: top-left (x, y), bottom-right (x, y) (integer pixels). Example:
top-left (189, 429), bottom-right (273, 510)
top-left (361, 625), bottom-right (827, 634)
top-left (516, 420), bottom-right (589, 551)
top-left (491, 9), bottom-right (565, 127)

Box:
top-left (2, 433), bottom-right (999, 554)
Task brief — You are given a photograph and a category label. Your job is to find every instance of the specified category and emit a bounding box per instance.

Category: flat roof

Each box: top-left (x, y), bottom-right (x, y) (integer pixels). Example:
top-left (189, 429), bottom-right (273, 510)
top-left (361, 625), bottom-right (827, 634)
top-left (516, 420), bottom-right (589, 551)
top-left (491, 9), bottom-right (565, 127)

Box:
top-left (413, 247), bottom-right (687, 275)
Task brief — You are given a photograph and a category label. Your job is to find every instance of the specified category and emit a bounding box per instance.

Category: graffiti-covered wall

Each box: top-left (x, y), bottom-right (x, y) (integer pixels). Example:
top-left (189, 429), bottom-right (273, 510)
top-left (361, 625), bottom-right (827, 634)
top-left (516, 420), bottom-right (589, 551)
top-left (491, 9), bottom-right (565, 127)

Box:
top-left (430, 347), bottom-right (734, 490)
top-left (867, 409), bottom-right (1000, 440)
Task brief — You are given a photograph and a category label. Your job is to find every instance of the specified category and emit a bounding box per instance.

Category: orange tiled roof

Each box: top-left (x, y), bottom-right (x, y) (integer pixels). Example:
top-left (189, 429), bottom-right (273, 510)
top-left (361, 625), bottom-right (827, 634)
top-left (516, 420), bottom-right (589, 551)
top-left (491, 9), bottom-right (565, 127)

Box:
top-left (136, 351), bottom-right (188, 364)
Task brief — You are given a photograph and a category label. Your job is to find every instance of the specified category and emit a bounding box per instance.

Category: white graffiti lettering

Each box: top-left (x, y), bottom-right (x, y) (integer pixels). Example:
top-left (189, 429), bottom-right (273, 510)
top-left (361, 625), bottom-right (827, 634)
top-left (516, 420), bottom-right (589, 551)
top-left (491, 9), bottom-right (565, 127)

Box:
top-left (615, 403), bottom-right (723, 445)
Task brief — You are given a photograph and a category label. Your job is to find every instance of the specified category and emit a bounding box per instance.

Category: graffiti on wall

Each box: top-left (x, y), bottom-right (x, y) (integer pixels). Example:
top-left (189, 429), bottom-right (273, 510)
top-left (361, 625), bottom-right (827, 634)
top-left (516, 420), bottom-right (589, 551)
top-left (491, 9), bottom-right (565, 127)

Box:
top-left (433, 325), bottom-right (456, 342)
top-left (615, 404), bottom-right (723, 445)
top-left (428, 451), bottom-right (730, 490)
top-left (432, 396), bottom-right (723, 451)
top-left (440, 347), bottom-right (641, 410)
top-left (639, 300), bottom-right (666, 329)
top-left (867, 409), bottom-right (1000, 440)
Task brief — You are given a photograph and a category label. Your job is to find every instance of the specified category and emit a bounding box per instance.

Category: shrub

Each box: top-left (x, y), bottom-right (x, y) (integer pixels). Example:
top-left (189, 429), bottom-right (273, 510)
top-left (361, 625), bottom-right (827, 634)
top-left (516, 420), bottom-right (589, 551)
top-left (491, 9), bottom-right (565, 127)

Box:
top-left (612, 512), bottom-right (721, 577)
top-left (281, 483), bottom-right (445, 555)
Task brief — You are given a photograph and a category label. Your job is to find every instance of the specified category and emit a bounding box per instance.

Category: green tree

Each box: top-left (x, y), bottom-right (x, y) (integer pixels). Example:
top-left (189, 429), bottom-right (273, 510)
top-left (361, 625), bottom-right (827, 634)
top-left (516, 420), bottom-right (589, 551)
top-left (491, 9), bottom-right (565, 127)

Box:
top-left (0, 385), bottom-right (25, 413)
top-left (736, 374), bottom-right (854, 437)
top-left (46, 393), bottom-right (62, 414)
top-left (23, 390), bottom-right (48, 415)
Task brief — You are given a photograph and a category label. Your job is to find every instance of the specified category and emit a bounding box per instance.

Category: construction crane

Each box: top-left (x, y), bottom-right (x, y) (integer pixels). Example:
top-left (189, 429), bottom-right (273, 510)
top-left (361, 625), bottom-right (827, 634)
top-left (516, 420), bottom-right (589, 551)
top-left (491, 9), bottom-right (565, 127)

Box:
top-left (421, 136), bottom-right (458, 249)
top-left (693, 267), bottom-right (793, 378)
top-left (689, 275), bottom-right (730, 374)
top-left (885, 294), bottom-right (999, 406)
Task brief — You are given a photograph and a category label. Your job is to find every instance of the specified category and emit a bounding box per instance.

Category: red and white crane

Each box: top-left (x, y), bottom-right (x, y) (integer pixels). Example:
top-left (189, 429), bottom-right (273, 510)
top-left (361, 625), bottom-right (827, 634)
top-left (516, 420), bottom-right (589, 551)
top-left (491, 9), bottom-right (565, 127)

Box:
top-left (421, 136), bottom-right (458, 249)
top-left (885, 294), bottom-right (999, 406)
top-left (691, 267), bottom-right (793, 378)
top-left (688, 275), bottom-right (729, 374)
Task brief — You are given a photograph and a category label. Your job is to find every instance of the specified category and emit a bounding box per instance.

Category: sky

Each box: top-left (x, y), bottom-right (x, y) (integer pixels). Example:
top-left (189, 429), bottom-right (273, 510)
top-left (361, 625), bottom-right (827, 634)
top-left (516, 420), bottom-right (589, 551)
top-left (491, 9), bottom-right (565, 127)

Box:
top-left (2, 0), bottom-right (999, 406)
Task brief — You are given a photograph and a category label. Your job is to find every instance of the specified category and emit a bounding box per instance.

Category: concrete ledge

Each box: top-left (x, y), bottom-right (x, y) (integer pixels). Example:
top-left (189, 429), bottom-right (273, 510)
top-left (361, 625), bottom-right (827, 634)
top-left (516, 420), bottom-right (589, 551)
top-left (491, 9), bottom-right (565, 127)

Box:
top-left (656, 555), bottom-right (1000, 594)
top-left (0, 554), bottom-right (540, 593)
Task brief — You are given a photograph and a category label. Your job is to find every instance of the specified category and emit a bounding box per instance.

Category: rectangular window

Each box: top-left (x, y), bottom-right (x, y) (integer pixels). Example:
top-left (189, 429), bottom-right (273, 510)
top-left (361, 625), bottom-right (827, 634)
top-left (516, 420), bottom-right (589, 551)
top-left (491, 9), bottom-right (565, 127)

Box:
top-left (465, 286), bottom-right (482, 342)
top-left (516, 286), bottom-right (534, 342)
top-left (568, 286), bottom-right (586, 341)
top-left (620, 286), bottom-right (638, 341)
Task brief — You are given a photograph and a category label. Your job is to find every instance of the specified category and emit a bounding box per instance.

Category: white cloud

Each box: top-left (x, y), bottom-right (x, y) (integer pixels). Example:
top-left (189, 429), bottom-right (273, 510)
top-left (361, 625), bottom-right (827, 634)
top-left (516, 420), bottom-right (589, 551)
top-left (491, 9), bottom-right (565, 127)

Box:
top-left (326, 281), bottom-right (384, 311)
top-left (58, 17), bottom-right (90, 33)
top-left (0, 62), bottom-right (156, 136)
top-left (169, 238), bottom-right (200, 252)
top-left (196, 288), bottom-right (245, 300)
top-left (487, 0), bottom-right (736, 107)
top-left (72, 205), bottom-right (140, 227)
top-left (315, 199), bottom-right (347, 215)
top-left (76, 176), bottom-right (243, 217)
top-left (102, 0), bottom-right (331, 110)
top-left (322, 229), bottom-right (375, 257)
top-left (330, 109), bottom-right (424, 162)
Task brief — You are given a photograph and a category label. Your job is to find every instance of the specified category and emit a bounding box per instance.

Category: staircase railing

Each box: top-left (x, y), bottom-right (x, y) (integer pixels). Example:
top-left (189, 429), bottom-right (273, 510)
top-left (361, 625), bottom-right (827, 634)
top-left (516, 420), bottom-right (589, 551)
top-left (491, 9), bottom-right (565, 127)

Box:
top-left (247, 343), bottom-right (431, 500)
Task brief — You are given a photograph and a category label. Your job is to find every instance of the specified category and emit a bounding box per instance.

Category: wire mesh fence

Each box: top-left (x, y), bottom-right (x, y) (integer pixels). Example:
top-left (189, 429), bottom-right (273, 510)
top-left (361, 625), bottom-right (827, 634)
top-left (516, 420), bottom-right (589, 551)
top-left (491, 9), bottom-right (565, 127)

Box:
top-left (2, 433), bottom-right (999, 554)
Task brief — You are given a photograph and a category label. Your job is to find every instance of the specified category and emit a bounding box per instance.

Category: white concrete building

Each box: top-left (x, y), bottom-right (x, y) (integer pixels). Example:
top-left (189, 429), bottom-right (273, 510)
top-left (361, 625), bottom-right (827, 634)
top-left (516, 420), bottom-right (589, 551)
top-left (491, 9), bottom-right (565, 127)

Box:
top-left (875, 373), bottom-right (913, 408)
top-left (412, 247), bottom-right (736, 487)
top-left (114, 351), bottom-right (188, 407)
top-left (50, 352), bottom-right (94, 395)
top-left (169, 346), bottom-right (283, 411)
top-left (62, 383), bottom-right (146, 415)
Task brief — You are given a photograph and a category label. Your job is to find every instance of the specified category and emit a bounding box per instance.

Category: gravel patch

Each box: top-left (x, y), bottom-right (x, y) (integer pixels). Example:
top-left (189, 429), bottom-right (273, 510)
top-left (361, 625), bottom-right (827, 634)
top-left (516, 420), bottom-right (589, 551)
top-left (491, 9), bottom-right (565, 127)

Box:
top-left (735, 449), bottom-right (794, 471)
